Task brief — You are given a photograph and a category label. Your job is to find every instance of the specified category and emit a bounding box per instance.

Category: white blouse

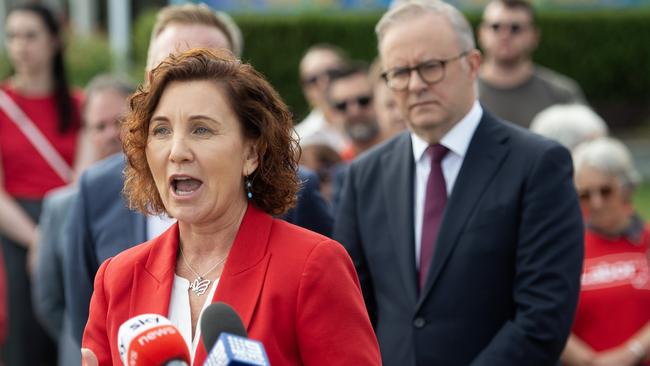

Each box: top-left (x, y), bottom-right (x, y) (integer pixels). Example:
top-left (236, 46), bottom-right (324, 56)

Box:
top-left (168, 274), bottom-right (220, 362)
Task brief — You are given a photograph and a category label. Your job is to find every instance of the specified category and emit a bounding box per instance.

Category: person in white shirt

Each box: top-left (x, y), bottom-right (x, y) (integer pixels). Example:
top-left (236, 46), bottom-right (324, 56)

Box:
top-left (295, 44), bottom-right (349, 152)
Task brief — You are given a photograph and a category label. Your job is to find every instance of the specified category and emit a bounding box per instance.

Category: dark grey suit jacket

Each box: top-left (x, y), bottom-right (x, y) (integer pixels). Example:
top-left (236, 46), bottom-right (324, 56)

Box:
top-left (63, 153), bottom-right (333, 344)
top-left (33, 185), bottom-right (82, 366)
top-left (333, 111), bottom-right (584, 366)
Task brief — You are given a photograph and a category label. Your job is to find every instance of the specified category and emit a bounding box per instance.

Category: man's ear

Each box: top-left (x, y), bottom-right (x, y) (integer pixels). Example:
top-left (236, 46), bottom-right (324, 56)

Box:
top-left (530, 27), bottom-right (541, 51)
top-left (466, 49), bottom-right (482, 79)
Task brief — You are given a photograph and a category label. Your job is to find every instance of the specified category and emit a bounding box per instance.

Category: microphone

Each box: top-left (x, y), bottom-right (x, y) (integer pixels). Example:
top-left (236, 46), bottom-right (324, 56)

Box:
top-left (201, 302), bottom-right (247, 348)
top-left (204, 333), bottom-right (269, 366)
top-left (201, 302), bottom-right (270, 366)
top-left (117, 313), bottom-right (191, 366)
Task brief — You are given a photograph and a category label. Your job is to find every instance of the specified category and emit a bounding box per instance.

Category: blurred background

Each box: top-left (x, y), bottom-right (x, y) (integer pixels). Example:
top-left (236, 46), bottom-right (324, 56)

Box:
top-left (0, 0), bottom-right (648, 213)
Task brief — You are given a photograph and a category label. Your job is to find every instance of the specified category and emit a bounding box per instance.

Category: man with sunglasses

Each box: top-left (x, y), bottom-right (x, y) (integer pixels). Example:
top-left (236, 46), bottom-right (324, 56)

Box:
top-left (478, 0), bottom-right (585, 128)
top-left (327, 62), bottom-right (382, 161)
top-left (333, 1), bottom-right (584, 365)
top-left (296, 44), bottom-right (350, 152)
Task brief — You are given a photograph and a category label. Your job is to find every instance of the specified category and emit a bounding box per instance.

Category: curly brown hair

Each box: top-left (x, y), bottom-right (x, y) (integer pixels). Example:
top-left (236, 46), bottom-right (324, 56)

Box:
top-left (122, 48), bottom-right (299, 216)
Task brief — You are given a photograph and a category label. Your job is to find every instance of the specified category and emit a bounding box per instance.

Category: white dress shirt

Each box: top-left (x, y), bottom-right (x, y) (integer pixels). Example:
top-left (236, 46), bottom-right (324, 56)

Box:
top-left (412, 101), bottom-right (483, 268)
top-left (294, 109), bottom-right (349, 152)
top-left (146, 214), bottom-right (176, 240)
top-left (168, 275), bottom-right (220, 361)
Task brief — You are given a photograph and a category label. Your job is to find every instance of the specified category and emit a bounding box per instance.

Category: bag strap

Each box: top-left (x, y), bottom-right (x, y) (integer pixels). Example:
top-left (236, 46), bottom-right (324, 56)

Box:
top-left (0, 89), bottom-right (72, 183)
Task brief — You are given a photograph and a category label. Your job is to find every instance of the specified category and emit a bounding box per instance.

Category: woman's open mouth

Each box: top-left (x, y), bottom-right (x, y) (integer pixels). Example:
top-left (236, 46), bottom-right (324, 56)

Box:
top-left (170, 175), bottom-right (203, 197)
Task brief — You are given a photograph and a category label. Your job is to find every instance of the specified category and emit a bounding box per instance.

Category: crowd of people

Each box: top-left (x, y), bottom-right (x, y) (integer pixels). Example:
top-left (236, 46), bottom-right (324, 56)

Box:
top-left (0, 0), bottom-right (648, 365)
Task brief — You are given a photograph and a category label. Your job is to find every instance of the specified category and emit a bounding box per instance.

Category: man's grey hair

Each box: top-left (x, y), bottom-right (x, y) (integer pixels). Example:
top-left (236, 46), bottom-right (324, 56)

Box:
top-left (84, 74), bottom-right (135, 114)
top-left (530, 104), bottom-right (608, 151)
top-left (377, 0), bottom-right (476, 52)
top-left (573, 137), bottom-right (641, 189)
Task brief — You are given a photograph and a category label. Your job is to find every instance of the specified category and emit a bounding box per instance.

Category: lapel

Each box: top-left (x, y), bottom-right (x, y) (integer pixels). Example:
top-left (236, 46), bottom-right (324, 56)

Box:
top-left (417, 113), bottom-right (510, 309)
top-left (193, 204), bottom-right (272, 364)
top-left (129, 224), bottom-right (178, 317)
top-left (381, 132), bottom-right (418, 305)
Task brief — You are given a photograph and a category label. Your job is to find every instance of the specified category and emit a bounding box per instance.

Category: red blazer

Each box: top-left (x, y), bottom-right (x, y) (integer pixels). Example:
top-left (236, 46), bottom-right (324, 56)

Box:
top-left (82, 205), bottom-right (381, 365)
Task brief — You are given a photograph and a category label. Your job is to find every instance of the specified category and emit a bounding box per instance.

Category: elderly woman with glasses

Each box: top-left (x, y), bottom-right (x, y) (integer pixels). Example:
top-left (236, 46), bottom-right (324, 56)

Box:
top-left (562, 137), bottom-right (650, 366)
top-left (81, 48), bottom-right (380, 366)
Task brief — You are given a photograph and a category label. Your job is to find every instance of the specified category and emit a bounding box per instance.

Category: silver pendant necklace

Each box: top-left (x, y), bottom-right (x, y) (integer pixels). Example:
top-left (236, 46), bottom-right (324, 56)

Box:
top-left (179, 245), bottom-right (227, 296)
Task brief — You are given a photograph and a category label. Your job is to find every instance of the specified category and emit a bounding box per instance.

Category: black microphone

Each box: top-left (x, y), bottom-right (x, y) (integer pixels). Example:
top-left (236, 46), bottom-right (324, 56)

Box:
top-left (201, 302), bottom-right (247, 350)
top-left (201, 302), bottom-right (270, 365)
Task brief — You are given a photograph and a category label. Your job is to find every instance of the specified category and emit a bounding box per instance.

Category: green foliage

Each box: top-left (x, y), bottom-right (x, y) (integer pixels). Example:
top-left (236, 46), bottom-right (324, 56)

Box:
top-left (236, 12), bottom-right (382, 120)
top-left (0, 55), bottom-right (10, 81)
top-left (0, 33), bottom-right (113, 88)
top-left (130, 7), bottom-right (160, 83)
top-left (127, 10), bottom-right (650, 123)
top-left (65, 34), bottom-right (112, 87)
top-left (634, 182), bottom-right (650, 220)
top-left (530, 11), bottom-right (650, 102)
top-left (238, 10), bottom-right (650, 123)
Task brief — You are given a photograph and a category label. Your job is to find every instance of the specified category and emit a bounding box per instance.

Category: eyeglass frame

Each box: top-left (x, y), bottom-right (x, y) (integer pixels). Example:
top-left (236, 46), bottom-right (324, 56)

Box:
top-left (577, 184), bottom-right (619, 203)
top-left (380, 51), bottom-right (470, 91)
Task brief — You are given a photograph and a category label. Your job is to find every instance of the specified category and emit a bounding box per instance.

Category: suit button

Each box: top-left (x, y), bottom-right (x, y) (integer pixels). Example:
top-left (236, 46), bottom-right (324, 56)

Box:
top-left (413, 317), bottom-right (426, 328)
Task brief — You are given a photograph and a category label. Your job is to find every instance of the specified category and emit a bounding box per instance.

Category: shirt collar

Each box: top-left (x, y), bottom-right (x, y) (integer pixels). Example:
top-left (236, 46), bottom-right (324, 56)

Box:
top-left (588, 212), bottom-right (645, 245)
top-left (411, 100), bottom-right (483, 162)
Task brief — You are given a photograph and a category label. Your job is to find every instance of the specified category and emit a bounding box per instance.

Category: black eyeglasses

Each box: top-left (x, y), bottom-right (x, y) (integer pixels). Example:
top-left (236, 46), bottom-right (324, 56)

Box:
top-left (484, 22), bottom-right (530, 34)
top-left (381, 51), bottom-right (468, 91)
top-left (577, 185), bottom-right (615, 202)
top-left (332, 95), bottom-right (373, 112)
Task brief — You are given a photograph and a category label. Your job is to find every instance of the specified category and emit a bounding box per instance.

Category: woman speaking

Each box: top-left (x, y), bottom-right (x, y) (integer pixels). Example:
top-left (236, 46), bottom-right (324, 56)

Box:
top-left (82, 48), bottom-right (380, 365)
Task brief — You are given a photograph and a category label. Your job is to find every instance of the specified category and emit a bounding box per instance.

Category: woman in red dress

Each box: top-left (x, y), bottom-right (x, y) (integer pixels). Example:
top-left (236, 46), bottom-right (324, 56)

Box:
top-left (0, 4), bottom-right (82, 365)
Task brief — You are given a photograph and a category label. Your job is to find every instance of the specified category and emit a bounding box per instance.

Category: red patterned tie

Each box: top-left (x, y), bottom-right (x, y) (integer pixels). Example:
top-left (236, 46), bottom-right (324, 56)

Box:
top-left (419, 144), bottom-right (448, 290)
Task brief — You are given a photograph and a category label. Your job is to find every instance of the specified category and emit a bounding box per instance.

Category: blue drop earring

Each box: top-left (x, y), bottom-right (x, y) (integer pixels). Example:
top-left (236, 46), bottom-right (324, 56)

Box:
top-left (245, 177), bottom-right (253, 199)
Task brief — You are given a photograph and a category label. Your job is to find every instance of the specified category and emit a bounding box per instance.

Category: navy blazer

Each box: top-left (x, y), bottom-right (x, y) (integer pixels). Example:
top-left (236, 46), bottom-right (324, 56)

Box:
top-left (333, 111), bottom-right (584, 366)
top-left (63, 153), bottom-right (332, 344)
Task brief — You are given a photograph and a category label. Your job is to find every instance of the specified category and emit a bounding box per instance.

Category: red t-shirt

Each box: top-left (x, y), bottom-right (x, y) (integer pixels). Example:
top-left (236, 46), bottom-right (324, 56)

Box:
top-left (0, 84), bottom-right (82, 199)
top-left (340, 144), bottom-right (356, 162)
top-left (572, 227), bottom-right (650, 359)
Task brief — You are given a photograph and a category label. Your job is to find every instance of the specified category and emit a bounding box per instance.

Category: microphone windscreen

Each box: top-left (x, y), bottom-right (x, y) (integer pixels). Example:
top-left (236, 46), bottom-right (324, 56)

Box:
top-left (200, 302), bottom-right (247, 351)
top-left (204, 332), bottom-right (270, 366)
top-left (117, 314), bottom-right (190, 366)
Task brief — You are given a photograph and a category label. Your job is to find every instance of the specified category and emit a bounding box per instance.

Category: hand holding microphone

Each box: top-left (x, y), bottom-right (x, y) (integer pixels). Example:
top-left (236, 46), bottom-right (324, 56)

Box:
top-left (201, 302), bottom-right (270, 366)
top-left (81, 348), bottom-right (99, 366)
top-left (117, 313), bottom-right (191, 366)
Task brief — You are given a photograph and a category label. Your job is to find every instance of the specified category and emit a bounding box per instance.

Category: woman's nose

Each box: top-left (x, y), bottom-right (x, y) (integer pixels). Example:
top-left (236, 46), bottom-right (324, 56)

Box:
top-left (169, 135), bottom-right (192, 163)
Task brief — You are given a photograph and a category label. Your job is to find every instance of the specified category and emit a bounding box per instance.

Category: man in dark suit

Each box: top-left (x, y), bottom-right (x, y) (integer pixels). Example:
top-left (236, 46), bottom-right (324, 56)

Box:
top-left (333, 1), bottom-right (584, 365)
top-left (34, 75), bottom-right (134, 366)
top-left (63, 4), bottom-right (332, 345)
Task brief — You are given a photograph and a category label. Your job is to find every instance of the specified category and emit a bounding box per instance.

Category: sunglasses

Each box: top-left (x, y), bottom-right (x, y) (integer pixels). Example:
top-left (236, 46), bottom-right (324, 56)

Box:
top-left (485, 22), bottom-right (529, 34)
top-left (301, 69), bottom-right (338, 87)
top-left (332, 95), bottom-right (373, 112)
top-left (577, 185), bottom-right (615, 202)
